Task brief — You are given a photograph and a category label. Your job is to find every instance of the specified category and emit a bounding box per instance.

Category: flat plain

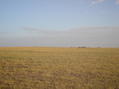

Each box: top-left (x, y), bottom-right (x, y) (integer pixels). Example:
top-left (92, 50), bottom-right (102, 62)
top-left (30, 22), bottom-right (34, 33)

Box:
top-left (0, 47), bottom-right (119, 89)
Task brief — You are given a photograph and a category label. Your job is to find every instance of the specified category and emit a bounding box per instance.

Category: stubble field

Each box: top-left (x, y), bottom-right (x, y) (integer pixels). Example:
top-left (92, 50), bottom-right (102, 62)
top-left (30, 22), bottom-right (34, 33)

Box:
top-left (0, 47), bottom-right (119, 89)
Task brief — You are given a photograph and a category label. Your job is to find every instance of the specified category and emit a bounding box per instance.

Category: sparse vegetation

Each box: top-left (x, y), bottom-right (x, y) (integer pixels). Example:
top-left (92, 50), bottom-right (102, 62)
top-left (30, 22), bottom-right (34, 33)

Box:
top-left (0, 47), bottom-right (119, 89)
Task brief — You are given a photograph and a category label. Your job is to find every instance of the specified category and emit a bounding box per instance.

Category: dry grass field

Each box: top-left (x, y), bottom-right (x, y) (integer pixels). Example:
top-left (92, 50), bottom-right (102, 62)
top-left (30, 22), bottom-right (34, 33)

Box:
top-left (0, 47), bottom-right (119, 89)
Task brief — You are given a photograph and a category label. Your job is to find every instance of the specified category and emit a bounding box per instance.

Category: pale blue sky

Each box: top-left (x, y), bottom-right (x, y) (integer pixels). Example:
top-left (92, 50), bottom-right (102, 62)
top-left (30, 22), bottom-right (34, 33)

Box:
top-left (0, 0), bottom-right (119, 47)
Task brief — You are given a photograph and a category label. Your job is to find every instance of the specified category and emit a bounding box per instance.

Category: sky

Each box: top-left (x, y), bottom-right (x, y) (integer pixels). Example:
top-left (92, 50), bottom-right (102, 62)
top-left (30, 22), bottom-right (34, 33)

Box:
top-left (0, 0), bottom-right (119, 47)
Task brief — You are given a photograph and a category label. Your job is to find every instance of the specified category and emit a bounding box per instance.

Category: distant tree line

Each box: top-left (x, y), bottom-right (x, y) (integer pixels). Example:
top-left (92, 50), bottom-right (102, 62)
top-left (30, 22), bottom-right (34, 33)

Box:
top-left (71, 46), bottom-right (101, 48)
top-left (78, 46), bottom-right (101, 48)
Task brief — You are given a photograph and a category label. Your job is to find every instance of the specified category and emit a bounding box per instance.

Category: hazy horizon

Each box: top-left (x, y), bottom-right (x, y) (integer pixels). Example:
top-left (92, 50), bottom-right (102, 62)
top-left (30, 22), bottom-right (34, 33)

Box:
top-left (0, 0), bottom-right (119, 47)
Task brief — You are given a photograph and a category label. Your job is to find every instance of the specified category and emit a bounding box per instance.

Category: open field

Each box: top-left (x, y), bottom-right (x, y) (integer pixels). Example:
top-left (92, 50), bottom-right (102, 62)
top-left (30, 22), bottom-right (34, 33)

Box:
top-left (0, 47), bottom-right (119, 89)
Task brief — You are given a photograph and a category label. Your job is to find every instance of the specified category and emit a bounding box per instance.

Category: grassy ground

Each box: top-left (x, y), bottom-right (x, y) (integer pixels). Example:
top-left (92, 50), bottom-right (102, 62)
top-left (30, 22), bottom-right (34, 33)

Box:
top-left (0, 47), bottom-right (119, 89)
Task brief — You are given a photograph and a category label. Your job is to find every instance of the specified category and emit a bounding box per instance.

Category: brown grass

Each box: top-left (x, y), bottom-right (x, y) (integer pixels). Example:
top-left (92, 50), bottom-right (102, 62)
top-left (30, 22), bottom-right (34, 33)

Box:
top-left (0, 47), bottom-right (119, 89)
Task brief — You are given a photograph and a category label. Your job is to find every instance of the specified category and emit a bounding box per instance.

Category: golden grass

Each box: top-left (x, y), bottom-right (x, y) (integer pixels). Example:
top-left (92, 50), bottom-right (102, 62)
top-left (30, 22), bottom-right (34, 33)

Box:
top-left (0, 47), bottom-right (119, 89)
